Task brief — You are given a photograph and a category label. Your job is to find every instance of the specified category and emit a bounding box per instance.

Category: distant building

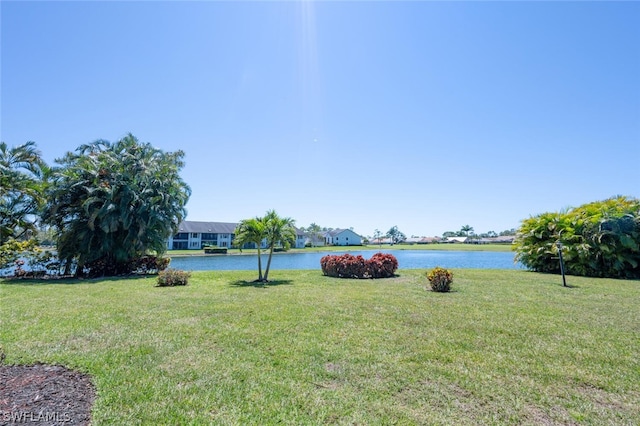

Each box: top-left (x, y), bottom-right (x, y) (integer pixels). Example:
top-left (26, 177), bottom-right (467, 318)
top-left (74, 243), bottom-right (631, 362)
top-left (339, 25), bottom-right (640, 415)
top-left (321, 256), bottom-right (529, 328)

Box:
top-left (167, 221), bottom-right (306, 250)
top-left (324, 229), bottom-right (363, 246)
top-left (405, 237), bottom-right (441, 245)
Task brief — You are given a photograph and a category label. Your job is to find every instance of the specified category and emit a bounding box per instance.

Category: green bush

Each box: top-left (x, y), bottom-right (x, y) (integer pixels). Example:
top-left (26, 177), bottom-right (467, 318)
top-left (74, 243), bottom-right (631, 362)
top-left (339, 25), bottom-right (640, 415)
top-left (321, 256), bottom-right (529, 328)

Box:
top-left (427, 267), bottom-right (453, 292)
top-left (514, 196), bottom-right (640, 279)
top-left (157, 268), bottom-right (191, 287)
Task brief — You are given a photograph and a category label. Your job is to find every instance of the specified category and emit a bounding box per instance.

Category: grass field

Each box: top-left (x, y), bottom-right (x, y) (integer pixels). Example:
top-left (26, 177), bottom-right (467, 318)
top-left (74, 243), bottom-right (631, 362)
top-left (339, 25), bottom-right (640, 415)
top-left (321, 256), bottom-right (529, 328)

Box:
top-left (2, 269), bottom-right (639, 425)
top-left (168, 243), bottom-right (514, 257)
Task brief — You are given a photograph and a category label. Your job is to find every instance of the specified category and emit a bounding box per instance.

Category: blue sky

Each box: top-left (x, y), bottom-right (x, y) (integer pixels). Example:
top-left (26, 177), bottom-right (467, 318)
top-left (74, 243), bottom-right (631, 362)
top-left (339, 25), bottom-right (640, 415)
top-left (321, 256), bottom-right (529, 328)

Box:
top-left (2, 1), bottom-right (639, 238)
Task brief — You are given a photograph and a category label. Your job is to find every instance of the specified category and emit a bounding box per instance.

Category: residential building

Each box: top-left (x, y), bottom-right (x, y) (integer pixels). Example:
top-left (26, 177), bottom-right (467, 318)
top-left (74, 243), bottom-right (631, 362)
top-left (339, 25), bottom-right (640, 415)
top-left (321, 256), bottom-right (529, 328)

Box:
top-left (324, 229), bottom-right (363, 246)
top-left (167, 221), bottom-right (306, 250)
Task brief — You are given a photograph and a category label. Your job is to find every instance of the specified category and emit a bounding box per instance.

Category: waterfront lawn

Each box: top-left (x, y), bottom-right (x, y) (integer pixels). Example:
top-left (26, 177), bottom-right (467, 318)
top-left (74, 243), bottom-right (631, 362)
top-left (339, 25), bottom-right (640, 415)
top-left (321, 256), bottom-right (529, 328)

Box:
top-left (168, 243), bottom-right (514, 257)
top-left (2, 270), bottom-right (639, 425)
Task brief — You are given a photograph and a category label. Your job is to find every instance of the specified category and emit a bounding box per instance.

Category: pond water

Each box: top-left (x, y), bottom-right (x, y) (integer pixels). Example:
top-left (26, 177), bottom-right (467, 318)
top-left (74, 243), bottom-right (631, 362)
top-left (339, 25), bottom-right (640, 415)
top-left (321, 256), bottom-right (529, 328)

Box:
top-left (169, 250), bottom-right (523, 271)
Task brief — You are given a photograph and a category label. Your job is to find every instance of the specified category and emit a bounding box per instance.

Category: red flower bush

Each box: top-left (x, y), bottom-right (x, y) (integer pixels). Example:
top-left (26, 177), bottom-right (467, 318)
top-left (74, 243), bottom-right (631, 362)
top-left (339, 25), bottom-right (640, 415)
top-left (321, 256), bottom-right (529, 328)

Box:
top-left (320, 252), bottom-right (398, 279)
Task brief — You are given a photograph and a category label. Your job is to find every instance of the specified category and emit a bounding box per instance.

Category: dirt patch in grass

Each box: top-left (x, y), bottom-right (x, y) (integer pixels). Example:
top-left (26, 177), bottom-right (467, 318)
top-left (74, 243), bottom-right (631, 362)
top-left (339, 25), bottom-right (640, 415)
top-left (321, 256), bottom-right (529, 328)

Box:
top-left (0, 364), bottom-right (95, 425)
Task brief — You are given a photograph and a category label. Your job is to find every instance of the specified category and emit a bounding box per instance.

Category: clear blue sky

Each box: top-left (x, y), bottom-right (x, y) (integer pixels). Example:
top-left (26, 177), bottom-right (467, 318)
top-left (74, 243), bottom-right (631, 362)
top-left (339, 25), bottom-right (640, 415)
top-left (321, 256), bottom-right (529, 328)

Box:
top-left (2, 1), bottom-right (639, 238)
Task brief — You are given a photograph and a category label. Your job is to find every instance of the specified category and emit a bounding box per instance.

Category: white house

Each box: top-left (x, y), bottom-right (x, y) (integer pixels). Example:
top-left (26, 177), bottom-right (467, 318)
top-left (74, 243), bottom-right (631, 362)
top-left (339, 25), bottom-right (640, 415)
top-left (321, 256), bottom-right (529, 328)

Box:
top-left (167, 221), bottom-right (306, 250)
top-left (324, 229), bottom-right (363, 246)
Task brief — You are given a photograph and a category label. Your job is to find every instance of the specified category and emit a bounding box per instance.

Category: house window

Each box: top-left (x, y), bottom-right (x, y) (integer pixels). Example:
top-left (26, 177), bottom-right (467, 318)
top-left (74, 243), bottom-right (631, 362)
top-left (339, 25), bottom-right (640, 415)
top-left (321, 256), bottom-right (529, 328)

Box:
top-left (191, 233), bottom-right (198, 238)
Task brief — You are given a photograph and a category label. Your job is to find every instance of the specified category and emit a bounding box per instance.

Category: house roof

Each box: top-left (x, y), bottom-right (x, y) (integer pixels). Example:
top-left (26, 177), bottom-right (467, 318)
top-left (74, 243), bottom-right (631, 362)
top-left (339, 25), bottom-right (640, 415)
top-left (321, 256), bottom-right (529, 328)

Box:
top-left (324, 228), bottom-right (362, 238)
top-left (177, 221), bottom-right (238, 234)
top-left (177, 220), bottom-right (305, 236)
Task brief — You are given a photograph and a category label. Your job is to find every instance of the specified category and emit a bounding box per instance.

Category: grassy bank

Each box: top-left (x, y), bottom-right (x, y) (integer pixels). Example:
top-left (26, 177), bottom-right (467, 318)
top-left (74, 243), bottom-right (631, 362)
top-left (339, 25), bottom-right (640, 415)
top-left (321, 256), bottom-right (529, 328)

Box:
top-left (168, 243), bottom-right (514, 257)
top-left (2, 270), bottom-right (639, 425)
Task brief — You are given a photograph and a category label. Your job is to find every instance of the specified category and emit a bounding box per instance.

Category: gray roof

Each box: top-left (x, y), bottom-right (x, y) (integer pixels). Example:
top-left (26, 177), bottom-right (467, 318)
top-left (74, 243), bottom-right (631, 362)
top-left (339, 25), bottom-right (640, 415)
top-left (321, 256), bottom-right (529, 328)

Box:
top-left (177, 221), bottom-right (238, 234)
top-left (177, 220), bottom-right (305, 236)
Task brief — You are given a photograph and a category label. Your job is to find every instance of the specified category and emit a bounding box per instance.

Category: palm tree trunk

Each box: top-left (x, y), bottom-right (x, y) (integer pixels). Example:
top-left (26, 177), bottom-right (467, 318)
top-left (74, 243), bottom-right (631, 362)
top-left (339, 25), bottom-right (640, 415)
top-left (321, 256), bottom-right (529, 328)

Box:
top-left (263, 245), bottom-right (275, 282)
top-left (257, 246), bottom-right (263, 282)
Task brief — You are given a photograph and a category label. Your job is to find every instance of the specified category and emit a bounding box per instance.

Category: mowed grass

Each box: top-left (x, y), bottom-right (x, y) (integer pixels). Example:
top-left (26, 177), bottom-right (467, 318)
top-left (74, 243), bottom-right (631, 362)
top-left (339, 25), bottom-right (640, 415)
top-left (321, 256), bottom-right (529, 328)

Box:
top-left (2, 270), bottom-right (639, 425)
top-left (167, 243), bottom-right (515, 257)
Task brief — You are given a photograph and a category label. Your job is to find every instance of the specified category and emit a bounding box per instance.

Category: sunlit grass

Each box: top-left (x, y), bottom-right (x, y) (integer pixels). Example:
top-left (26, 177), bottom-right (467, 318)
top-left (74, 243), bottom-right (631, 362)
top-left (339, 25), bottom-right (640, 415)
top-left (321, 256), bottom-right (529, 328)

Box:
top-left (168, 243), bottom-right (514, 257)
top-left (2, 270), bottom-right (638, 424)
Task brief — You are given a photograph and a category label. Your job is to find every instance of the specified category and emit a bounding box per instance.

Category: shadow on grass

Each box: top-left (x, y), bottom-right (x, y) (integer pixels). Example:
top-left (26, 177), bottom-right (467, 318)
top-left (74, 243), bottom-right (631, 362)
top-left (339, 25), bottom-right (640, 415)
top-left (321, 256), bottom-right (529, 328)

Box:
top-left (0, 274), bottom-right (153, 286)
top-left (230, 279), bottom-right (294, 288)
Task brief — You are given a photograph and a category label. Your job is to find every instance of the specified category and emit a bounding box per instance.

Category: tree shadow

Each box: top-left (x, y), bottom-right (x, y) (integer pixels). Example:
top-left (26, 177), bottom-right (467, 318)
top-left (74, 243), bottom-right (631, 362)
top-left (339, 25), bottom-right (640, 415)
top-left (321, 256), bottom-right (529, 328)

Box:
top-left (0, 274), bottom-right (153, 286)
top-left (230, 279), bottom-right (294, 288)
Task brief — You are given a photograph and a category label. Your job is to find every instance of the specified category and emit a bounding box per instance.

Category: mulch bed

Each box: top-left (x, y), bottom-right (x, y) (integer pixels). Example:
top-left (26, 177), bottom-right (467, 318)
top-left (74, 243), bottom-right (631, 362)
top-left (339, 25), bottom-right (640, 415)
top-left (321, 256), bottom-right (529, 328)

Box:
top-left (0, 364), bottom-right (95, 425)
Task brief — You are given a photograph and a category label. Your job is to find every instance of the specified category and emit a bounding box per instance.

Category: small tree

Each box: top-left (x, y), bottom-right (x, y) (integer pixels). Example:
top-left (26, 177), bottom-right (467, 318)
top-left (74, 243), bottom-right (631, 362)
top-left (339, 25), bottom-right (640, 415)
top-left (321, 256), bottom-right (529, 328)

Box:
top-left (386, 226), bottom-right (406, 245)
top-left (262, 210), bottom-right (297, 282)
top-left (233, 217), bottom-right (267, 282)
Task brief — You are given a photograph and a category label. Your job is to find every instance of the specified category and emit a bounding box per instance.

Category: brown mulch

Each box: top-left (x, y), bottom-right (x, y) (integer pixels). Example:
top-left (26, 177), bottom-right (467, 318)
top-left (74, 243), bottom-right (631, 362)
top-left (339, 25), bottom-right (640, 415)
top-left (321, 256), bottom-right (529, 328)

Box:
top-left (0, 364), bottom-right (95, 425)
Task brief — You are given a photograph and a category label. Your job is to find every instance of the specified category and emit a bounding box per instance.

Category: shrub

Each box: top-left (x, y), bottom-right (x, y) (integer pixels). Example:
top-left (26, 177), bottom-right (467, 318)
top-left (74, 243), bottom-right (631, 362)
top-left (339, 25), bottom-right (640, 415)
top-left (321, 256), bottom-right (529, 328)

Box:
top-left (320, 252), bottom-right (398, 279)
top-left (157, 268), bottom-right (191, 287)
top-left (427, 267), bottom-right (453, 292)
top-left (514, 196), bottom-right (640, 279)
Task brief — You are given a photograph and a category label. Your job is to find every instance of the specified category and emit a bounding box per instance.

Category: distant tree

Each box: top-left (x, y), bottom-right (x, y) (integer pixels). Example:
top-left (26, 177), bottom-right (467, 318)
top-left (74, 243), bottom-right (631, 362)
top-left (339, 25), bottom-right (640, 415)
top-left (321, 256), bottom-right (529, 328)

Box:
top-left (305, 222), bottom-right (323, 247)
top-left (499, 228), bottom-right (517, 236)
top-left (262, 210), bottom-right (297, 282)
top-left (373, 229), bottom-right (383, 246)
top-left (460, 225), bottom-right (474, 236)
top-left (386, 226), bottom-right (406, 245)
top-left (442, 231), bottom-right (456, 238)
top-left (233, 217), bottom-right (267, 281)
top-left (42, 134), bottom-right (190, 277)
top-left (486, 231), bottom-right (498, 238)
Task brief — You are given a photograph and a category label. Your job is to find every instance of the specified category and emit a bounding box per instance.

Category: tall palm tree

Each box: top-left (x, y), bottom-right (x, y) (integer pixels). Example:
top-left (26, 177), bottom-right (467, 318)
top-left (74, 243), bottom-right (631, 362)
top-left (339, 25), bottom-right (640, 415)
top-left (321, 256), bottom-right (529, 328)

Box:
top-left (262, 210), bottom-right (297, 282)
top-left (233, 217), bottom-right (267, 282)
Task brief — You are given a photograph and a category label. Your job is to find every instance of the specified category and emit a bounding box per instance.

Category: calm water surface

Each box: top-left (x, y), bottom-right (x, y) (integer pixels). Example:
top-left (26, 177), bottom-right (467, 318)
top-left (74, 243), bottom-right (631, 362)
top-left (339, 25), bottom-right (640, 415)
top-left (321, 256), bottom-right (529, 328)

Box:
top-left (169, 250), bottom-right (523, 271)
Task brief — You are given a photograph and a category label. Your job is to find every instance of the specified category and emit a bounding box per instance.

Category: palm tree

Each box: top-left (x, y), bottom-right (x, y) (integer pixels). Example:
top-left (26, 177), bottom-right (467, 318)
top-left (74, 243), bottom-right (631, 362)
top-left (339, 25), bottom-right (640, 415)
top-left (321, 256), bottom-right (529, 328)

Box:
top-left (233, 217), bottom-right (267, 282)
top-left (461, 225), bottom-right (474, 237)
top-left (262, 210), bottom-right (297, 282)
top-left (42, 134), bottom-right (191, 276)
top-left (0, 141), bottom-right (46, 244)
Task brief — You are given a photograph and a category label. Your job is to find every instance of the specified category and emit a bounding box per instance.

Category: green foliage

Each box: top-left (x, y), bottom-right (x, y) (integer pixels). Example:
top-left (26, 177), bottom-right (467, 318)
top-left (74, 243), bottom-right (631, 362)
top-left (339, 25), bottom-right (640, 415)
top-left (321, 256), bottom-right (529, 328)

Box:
top-left (0, 141), bottom-right (48, 244)
top-left (156, 268), bottom-right (191, 286)
top-left (514, 196), bottom-right (640, 279)
top-left (204, 246), bottom-right (228, 254)
top-left (386, 225), bottom-right (406, 244)
top-left (234, 210), bottom-right (297, 282)
top-left (233, 217), bottom-right (267, 281)
top-left (262, 210), bottom-right (297, 281)
top-left (0, 238), bottom-right (38, 270)
top-left (427, 266), bottom-right (453, 292)
top-left (41, 134), bottom-right (191, 276)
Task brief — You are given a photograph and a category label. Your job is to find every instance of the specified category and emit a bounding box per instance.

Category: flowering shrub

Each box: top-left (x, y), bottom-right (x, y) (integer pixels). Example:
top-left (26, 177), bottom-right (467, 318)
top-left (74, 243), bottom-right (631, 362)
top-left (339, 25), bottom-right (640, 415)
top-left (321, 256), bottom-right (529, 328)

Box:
top-left (157, 268), bottom-right (191, 287)
top-left (320, 253), bottom-right (398, 279)
top-left (427, 267), bottom-right (453, 292)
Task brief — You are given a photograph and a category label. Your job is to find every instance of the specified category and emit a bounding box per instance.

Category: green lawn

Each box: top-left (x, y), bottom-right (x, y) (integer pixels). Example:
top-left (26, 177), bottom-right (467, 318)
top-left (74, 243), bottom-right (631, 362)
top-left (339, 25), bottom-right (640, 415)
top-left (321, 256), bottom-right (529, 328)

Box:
top-left (2, 270), bottom-right (639, 425)
top-left (168, 243), bottom-right (514, 257)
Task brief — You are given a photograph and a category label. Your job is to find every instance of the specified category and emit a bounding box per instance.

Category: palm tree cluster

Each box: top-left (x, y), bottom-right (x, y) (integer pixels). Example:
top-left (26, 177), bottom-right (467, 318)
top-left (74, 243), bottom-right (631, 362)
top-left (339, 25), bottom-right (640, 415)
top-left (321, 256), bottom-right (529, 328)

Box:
top-left (2, 134), bottom-right (191, 277)
top-left (233, 210), bottom-right (297, 283)
top-left (514, 196), bottom-right (640, 279)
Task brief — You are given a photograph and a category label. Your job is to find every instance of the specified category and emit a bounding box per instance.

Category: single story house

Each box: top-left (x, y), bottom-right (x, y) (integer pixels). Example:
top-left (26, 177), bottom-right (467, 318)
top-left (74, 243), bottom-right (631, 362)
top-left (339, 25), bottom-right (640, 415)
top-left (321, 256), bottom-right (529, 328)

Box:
top-left (324, 229), bottom-right (363, 246)
top-left (404, 237), bottom-right (442, 245)
top-left (167, 221), bottom-right (306, 250)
